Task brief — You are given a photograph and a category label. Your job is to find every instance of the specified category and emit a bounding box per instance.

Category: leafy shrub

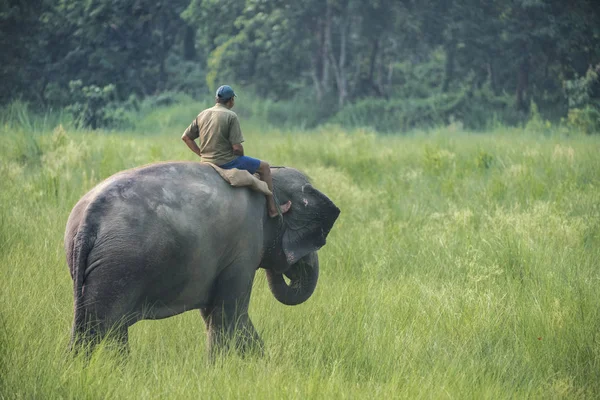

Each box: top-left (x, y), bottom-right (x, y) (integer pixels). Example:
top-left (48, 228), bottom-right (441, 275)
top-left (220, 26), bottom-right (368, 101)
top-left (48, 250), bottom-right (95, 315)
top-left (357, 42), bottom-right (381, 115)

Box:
top-left (564, 65), bottom-right (599, 110)
top-left (262, 98), bottom-right (333, 130)
top-left (475, 150), bottom-right (494, 170)
top-left (332, 77), bottom-right (516, 133)
top-left (42, 82), bottom-right (71, 108)
top-left (331, 94), bottom-right (463, 133)
top-left (0, 100), bottom-right (34, 131)
top-left (164, 54), bottom-right (207, 98)
top-left (0, 100), bottom-right (68, 133)
top-left (66, 80), bottom-right (130, 129)
top-left (458, 84), bottom-right (520, 129)
top-left (567, 106), bottom-right (600, 135)
top-left (140, 91), bottom-right (192, 109)
top-left (422, 144), bottom-right (456, 175)
top-left (563, 64), bottom-right (600, 134)
top-left (133, 92), bottom-right (205, 135)
top-left (525, 102), bottom-right (553, 134)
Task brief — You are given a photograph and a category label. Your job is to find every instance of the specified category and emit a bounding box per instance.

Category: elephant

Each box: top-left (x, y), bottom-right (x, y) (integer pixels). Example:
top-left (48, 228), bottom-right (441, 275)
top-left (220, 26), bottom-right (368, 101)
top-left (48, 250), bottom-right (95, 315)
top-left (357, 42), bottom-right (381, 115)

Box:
top-left (64, 162), bottom-right (340, 358)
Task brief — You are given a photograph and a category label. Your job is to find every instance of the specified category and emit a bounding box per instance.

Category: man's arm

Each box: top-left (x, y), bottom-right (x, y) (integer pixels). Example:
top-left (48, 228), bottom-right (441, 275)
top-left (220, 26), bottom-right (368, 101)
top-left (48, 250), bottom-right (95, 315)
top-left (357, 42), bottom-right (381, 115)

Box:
top-left (182, 135), bottom-right (202, 158)
top-left (232, 143), bottom-right (244, 156)
top-left (229, 115), bottom-right (244, 156)
top-left (182, 118), bottom-right (202, 158)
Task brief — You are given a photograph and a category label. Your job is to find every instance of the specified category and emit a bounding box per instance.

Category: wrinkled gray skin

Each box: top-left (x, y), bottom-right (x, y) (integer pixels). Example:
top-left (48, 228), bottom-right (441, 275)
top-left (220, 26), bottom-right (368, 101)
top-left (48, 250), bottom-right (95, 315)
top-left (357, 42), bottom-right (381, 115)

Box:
top-left (65, 162), bottom-right (339, 358)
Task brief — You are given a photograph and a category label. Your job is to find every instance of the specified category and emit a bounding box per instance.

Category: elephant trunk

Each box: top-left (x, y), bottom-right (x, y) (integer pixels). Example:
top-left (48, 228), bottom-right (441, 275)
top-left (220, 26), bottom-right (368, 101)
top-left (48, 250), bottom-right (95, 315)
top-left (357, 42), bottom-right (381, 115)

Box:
top-left (266, 252), bottom-right (319, 306)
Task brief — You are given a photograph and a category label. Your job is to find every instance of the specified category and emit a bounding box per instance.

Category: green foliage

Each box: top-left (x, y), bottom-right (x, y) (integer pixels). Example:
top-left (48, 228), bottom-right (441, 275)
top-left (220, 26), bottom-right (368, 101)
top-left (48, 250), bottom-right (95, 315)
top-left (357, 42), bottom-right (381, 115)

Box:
top-left (164, 54), bottom-right (207, 97)
top-left (564, 65), bottom-right (600, 134)
top-left (567, 106), bottom-right (600, 135)
top-left (332, 89), bottom-right (511, 132)
top-left (388, 49), bottom-right (448, 99)
top-left (132, 92), bottom-right (207, 135)
top-left (182, 0), bottom-right (246, 92)
top-left (0, 100), bottom-right (36, 132)
top-left (261, 99), bottom-right (331, 130)
top-left (525, 102), bottom-right (553, 134)
top-left (332, 96), bottom-right (455, 132)
top-left (245, 89), bottom-right (336, 130)
top-left (205, 36), bottom-right (239, 92)
top-left (422, 143), bottom-right (457, 175)
top-left (330, 50), bottom-right (520, 132)
top-left (1, 0), bottom-right (197, 107)
top-left (2, 0), bottom-right (600, 132)
top-left (0, 100), bottom-right (69, 135)
top-left (66, 80), bottom-right (130, 130)
top-left (140, 91), bottom-right (190, 109)
top-left (564, 64), bottom-right (600, 110)
top-left (476, 150), bottom-right (494, 169)
top-left (459, 84), bottom-right (521, 129)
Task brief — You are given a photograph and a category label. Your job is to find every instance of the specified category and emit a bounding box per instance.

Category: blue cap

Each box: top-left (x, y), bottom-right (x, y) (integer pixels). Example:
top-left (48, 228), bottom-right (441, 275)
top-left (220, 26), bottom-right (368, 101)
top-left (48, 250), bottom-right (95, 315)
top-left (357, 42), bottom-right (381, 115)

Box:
top-left (216, 85), bottom-right (236, 101)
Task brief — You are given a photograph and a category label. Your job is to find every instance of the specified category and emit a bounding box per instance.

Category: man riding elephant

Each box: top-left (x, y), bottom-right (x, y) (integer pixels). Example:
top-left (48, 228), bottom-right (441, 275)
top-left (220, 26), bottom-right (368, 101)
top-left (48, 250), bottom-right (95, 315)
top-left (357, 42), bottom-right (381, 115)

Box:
top-left (182, 85), bottom-right (291, 218)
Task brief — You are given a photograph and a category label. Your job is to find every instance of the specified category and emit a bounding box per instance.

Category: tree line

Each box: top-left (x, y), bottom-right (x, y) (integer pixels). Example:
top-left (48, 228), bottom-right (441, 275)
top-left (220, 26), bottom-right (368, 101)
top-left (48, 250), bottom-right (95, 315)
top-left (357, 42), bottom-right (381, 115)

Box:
top-left (2, 0), bottom-right (599, 131)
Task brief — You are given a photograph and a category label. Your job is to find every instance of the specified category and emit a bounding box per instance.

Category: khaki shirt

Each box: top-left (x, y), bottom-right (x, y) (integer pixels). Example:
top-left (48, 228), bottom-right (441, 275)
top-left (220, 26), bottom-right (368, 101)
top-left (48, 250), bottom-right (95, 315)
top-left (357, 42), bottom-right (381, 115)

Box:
top-left (182, 103), bottom-right (244, 165)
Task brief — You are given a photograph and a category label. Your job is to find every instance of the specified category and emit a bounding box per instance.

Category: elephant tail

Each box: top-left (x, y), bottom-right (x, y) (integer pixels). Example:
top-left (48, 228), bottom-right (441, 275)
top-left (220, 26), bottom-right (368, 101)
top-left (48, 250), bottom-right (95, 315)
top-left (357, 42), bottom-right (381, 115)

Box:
top-left (69, 218), bottom-right (98, 350)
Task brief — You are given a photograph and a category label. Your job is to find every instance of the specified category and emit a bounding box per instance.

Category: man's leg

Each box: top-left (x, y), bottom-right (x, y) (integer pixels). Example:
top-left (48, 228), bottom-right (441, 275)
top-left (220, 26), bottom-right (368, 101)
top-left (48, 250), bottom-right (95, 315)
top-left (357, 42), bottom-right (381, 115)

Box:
top-left (257, 161), bottom-right (291, 218)
top-left (220, 156), bottom-right (291, 218)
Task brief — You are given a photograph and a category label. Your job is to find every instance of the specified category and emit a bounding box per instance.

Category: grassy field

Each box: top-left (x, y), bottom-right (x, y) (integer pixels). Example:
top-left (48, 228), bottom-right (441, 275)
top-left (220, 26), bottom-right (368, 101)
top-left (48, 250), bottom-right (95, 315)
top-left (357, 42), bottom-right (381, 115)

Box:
top-left (1, 108), bottom-right (600, 398)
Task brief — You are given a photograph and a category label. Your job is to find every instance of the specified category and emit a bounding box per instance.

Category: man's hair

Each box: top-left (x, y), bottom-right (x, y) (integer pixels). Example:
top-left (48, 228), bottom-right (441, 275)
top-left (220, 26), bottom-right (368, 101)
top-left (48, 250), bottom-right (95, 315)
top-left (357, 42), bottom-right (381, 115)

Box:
top-left (216, 96), bottom-right (232, 104)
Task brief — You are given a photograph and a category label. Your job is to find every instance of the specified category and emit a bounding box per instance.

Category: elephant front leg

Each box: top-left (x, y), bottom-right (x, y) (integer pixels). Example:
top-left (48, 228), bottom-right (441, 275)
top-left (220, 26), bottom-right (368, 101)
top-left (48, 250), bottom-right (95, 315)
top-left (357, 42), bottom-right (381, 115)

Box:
top-left (200, 306), bottom-right (263, 360)
top-left (200, 306), bottom-right (230, 359)
top-left (199, 267), bottom-right (263, 360)
top-left (237, 316), bottom-right (264, 356)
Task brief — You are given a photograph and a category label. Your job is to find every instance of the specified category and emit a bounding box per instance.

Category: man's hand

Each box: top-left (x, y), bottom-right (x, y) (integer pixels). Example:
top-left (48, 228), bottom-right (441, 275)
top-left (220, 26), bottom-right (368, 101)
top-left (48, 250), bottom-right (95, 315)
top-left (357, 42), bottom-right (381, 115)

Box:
top-left (182, 135), bottom-right (202, 158)
top-left (232, 143), bottom-right (244, 156)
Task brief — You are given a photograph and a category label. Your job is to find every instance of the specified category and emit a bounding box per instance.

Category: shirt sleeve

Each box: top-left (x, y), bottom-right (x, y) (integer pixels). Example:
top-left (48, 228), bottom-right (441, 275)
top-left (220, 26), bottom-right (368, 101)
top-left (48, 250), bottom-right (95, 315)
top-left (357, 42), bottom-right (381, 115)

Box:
top-left (182, 118), bottom-right (199, 140)
top-left (228, 115), bottom-right (244, 145)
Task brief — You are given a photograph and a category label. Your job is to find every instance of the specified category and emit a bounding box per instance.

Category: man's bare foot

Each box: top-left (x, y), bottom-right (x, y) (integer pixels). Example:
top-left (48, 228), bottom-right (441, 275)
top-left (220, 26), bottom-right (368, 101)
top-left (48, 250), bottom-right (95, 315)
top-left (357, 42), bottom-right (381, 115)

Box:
top-left (280, 200), bottom-right (292, 214)
top-left (269, 200), bottom-right (292, 218)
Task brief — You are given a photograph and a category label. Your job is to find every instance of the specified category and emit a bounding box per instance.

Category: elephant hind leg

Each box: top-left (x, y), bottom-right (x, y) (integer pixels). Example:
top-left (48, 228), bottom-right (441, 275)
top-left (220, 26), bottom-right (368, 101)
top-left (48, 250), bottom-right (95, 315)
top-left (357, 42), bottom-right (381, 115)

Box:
top-left (69, 285), bottom-right (135, 356)
top-left (70, 309), bottom-right (132, 357)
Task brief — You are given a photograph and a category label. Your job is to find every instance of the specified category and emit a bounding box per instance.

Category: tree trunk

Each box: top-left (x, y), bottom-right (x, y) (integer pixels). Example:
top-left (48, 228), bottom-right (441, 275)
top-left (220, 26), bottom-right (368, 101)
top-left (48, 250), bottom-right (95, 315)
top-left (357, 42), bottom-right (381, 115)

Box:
top-left (442, 42), bottom-right (455, 93)
top-left (322, 7), bottom-right (331, 96)
top-left (158, 14), bottom-right (168, 92)
top-left (183, 26), bottom-right (196, 61)
top-left (338, 22), bottom-right (347, 108)
top-left (311, 66), bottom-right (323, 103)
top-left (385, 36), bottom-right (398, 90)
top-left (516, 56), bottom-right (529, 111)
top-left (311, 9), bottom-right (331, 103)
top-left (368, 37), bottom-right (383, 96)
top-left (328, 6), bottom-right (348, 109)
top-left (488, 60), bottom-right (497, 94)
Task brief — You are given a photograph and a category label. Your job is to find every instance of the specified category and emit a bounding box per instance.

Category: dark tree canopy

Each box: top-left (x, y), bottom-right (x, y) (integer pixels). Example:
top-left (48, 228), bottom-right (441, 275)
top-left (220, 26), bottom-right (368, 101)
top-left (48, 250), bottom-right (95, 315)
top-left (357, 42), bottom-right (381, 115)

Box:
top-left (1, 0), bottom-right (599, 130)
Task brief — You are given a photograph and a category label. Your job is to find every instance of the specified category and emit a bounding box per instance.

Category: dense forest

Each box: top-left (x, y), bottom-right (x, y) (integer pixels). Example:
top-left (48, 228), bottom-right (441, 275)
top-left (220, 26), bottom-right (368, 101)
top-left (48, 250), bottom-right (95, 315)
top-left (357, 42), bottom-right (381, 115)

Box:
top-left (2, 0), bottom-right (600, 132)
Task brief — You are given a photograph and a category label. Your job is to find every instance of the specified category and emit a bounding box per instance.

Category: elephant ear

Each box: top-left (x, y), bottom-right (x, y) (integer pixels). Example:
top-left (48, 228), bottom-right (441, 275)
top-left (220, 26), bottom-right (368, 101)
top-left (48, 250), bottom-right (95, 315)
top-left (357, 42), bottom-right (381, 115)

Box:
top-left (282, 184), bottom-right (340, 266)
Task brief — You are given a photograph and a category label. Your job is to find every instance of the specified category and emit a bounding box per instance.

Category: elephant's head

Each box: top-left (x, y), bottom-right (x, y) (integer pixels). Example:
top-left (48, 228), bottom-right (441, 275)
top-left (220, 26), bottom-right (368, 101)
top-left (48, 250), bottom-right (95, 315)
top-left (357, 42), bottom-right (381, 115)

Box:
top-left (261, 168), bottom-right (340, 306)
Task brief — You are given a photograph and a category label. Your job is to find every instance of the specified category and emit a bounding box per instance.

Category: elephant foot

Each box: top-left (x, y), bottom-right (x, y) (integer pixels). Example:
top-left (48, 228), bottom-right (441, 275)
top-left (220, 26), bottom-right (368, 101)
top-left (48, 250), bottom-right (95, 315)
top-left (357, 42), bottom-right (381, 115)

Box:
top-left (269, 200), bottom-right (292, 218)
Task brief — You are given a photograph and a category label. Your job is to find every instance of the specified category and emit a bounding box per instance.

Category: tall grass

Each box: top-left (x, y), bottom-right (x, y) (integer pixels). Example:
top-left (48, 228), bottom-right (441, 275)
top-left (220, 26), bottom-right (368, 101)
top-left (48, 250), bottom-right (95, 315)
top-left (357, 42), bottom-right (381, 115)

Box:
top-left (1, 107), bottom-right (599, 398)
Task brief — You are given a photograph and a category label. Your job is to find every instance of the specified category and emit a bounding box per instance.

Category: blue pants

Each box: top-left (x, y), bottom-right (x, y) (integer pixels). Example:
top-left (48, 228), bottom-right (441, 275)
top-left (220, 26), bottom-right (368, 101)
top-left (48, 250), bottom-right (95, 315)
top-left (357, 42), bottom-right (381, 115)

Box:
top-left (219, 156), bottom-right (261, 175)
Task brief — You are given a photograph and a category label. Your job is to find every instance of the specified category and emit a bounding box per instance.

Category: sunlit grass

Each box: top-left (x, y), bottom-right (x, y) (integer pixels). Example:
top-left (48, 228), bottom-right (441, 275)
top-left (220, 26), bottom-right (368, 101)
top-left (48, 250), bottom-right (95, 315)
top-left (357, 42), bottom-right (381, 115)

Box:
top-left (1, 111), bottom-right (599, 398)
